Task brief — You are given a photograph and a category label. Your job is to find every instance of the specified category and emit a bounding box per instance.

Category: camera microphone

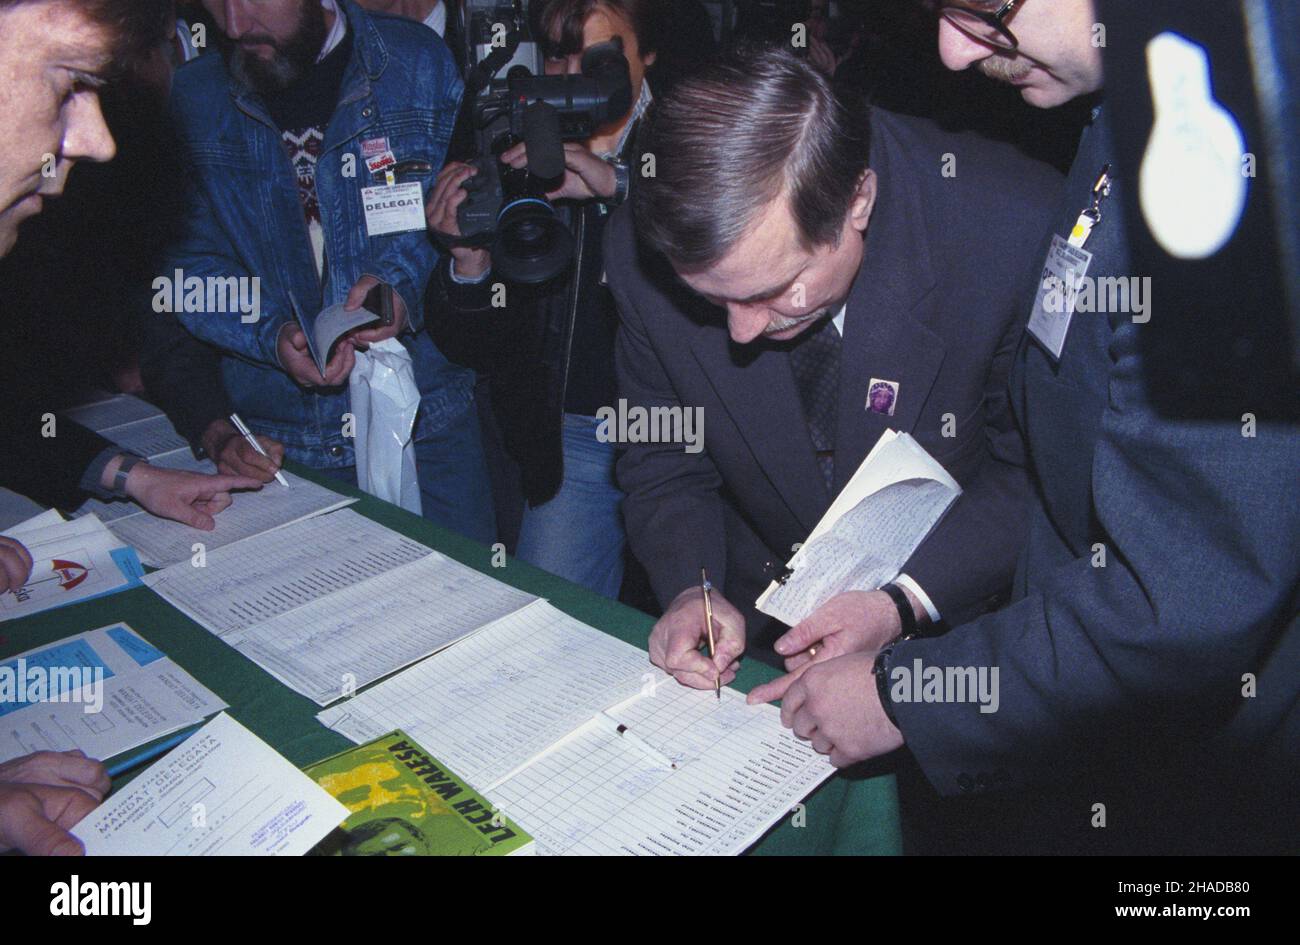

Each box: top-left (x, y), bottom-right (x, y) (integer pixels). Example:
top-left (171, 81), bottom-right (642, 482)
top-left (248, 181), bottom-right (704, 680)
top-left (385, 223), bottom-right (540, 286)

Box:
top-left (523, 102), bottom-right (566, 180)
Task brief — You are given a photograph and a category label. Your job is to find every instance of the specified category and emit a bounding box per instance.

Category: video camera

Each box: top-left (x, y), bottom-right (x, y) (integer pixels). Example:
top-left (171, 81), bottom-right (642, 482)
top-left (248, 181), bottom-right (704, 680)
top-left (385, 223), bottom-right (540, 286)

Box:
top-left (446, 0), bottom-right (632, 284)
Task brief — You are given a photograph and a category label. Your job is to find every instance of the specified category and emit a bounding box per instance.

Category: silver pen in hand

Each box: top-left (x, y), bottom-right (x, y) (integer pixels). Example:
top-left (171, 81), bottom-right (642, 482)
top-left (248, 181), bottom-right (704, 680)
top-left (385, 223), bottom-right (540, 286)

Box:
top-left (229, 413), bottom-right (288, 487)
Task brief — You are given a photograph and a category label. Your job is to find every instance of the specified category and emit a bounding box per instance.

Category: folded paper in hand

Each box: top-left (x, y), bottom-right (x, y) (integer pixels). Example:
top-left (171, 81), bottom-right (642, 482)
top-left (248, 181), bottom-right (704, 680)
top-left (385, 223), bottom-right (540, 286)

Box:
top-left (301, 302), bottom-right (379, 374)
top-left (755, 430), bottom-right (961, 626)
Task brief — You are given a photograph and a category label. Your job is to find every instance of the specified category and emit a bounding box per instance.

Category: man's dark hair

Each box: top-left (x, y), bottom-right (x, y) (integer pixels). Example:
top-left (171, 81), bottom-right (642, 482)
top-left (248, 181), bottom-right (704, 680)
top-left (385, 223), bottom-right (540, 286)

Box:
top-left (529, 0), bottom-right (660, 60)
top-left (0, 0), bottom-right (173, 72)
top-left (634, 42), bottom-right (872, 270)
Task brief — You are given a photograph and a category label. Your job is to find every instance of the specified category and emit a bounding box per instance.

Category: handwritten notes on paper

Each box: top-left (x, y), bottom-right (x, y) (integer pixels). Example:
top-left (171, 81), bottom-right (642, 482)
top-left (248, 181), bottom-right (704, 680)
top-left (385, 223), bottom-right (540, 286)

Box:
top-left (756, 430), bottom-right (961, 626)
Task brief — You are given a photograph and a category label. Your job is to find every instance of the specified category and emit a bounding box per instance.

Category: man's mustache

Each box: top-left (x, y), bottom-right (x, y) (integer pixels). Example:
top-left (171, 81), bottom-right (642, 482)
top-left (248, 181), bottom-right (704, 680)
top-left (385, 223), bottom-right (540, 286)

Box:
top-left (979, 54), bottom-right (1034, 83)
top-left (237, 34), bottom-right (281, 49)
top-left (764, 308), bottom-right (829, 334)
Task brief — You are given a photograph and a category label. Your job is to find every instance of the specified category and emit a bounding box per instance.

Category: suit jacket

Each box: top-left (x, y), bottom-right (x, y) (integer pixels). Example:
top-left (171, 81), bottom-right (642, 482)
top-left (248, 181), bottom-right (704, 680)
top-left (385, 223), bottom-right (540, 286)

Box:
top-left (607, 109), bottom-right (1063, 646)
top-left (886, 106), bottom-right (1300, 851)
top-left (0, 399), bottom-right (109, 512)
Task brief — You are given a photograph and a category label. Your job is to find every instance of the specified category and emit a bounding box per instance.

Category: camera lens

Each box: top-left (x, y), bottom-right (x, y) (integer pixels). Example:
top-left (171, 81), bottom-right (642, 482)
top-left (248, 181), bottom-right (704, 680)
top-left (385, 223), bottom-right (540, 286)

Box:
top-left (493, 197), bottom-right (574, 284)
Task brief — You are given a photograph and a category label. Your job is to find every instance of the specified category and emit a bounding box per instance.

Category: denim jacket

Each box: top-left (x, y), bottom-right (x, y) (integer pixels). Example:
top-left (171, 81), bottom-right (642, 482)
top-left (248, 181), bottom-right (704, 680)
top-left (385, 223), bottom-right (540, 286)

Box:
top-left (164, 0), bottom-right (473, 467)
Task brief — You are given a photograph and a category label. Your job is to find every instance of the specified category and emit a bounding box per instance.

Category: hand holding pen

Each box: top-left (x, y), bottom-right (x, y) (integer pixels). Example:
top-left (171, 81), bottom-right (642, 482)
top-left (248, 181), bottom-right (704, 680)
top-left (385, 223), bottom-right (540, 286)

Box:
top-left (645, 573), bottom-right (746, 691)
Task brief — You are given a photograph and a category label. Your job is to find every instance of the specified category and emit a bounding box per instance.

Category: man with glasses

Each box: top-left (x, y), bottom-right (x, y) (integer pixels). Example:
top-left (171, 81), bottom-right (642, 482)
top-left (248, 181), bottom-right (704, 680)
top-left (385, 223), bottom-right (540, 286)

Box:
top-left (934, 0), bottom-right (1102, 108)
top-left (761, 0), bottom-right (1299, 853)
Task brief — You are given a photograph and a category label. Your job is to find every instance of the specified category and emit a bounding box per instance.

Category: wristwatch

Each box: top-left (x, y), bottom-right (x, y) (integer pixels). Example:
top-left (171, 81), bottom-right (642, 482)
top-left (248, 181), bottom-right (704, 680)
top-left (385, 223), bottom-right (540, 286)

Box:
top-left (111, 453), bottom-right (145, 498)
top-left (873, 582), bottom-right (921, 729)
top-left (873, 642), bottom-right (902, 728)
top-left (607, 159), bottom-right (630, 206)
top-left (879, 581), bottom-right (918, 638)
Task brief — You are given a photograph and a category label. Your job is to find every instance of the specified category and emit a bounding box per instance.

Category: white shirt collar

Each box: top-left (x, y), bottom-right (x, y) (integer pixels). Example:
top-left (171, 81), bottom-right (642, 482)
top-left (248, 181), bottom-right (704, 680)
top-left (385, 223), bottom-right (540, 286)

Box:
top-left (601, 80), bottom-right (653, 160)
top-left (318, 0), bottom-right (348, 62)
top-left (425, 1), bottom-right (447, 37)
top-left (831, 302), bottom-right (847, 336)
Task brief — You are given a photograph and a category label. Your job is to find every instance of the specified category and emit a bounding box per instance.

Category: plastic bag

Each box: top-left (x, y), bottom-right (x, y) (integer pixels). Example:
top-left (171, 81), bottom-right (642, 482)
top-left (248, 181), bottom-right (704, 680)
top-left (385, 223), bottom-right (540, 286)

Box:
top-left (349, 337), bottom-right (422, 515)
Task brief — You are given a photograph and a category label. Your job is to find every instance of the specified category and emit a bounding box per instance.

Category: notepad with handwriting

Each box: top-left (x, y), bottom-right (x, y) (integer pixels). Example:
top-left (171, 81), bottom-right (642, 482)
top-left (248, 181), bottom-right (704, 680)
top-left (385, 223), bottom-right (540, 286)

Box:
top-left (317, 600), bottom-right (834, 855)
top-left (755, 429), bottom-right (962, 626)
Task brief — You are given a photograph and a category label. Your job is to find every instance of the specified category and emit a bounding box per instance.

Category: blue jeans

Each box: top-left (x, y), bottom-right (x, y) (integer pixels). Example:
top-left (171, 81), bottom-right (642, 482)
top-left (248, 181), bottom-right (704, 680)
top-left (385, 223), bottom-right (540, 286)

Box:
top-left (322, 402), bottom-right (496, 545)
top-left (515, 414), bottom-right (625, 598)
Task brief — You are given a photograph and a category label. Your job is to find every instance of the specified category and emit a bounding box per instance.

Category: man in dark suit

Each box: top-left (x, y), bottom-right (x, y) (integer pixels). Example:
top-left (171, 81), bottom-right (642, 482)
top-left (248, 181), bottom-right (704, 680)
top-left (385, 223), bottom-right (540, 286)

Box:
top-left (751, 0), bottom-right (1299, 853)
top-left (606, 44), bottom-right (1061, 690)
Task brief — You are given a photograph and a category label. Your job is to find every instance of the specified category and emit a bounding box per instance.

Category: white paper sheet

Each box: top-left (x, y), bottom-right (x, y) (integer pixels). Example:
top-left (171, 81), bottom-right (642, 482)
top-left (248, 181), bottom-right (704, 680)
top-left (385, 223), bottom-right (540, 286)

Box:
top-left (318, 599), bottom-right (652, 787)
top-left (72, 713), bottom-right (347, 856)
top-left (62, 394), bottom-right (191, 461)
top-left (756, 430), bottom-right (961, 626)
top-left (143, 509), bottom-right (433, 638)
top-left (62, 393), bottom-right (164, 432)
top-left (0, 488), bottom-right (48, 531)
top-left (0, 623), bottom-right (227, 764)
top-left (0, 514), bottom-right (144, 621)
top-left (489, 680), bottom-right (833, 855)
top-left (76, 449), bottom-right (355, 568)
top-left (318, 601), bottom-right (834, 856)
top-left (2, 508), bottom-right (65, 537)
top-left (60, 392), bottom-right (356, 567)
top-left (233, 551), bottom-right (538, 706)
top-left (93, 415), bottom-right (191, 460)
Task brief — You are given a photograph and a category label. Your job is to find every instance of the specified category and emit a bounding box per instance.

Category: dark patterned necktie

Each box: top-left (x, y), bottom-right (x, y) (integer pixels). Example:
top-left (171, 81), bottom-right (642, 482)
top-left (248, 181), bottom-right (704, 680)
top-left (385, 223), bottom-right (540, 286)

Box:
top-left (787, 317), bottom-right (842, 492)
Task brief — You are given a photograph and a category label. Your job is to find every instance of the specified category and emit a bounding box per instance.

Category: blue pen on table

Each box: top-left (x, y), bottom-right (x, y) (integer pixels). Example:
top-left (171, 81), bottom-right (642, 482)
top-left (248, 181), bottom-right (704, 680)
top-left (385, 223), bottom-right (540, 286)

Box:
top-left (106, 725), bottom-right (201, 779)
top-left (229, 412), bottom-right (289, 487)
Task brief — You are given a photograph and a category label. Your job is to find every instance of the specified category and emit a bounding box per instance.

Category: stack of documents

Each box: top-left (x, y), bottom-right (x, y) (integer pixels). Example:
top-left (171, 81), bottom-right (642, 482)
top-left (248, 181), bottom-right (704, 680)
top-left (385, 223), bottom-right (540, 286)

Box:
top-left (72, 713), bottom-right (348, 856)
top-left (0, 487), bottom-right (47, 531)
top-left (756, 430), bottom-right (962, 626)
top-left (1, 510), bottom-right (144, 622)
top-left (0, 622), bottom-right (226, 765)
top-left (145, 509), bottom-right (539, 705)
top-left (63, 393), bottom-right (354, 567)
top-left (319, 600), bottom-right (836, 855)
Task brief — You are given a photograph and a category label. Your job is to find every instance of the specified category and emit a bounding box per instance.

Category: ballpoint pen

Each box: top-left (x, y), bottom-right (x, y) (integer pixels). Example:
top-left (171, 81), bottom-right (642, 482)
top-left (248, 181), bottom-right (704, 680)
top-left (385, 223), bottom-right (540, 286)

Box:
top-left (701, 567), bottom-right (720, 700)
top-left (600, 713), bottom-right (677, 770)
top-left (106, 725), bottom-right (201, 779)
top-left (230, 412), bottom-right (289, 487)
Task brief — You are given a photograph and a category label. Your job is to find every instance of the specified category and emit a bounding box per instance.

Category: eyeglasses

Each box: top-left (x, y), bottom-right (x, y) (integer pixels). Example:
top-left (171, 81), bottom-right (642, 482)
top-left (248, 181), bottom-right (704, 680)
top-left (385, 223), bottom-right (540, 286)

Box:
top-left (938, 0), bottom-right (1024, 51)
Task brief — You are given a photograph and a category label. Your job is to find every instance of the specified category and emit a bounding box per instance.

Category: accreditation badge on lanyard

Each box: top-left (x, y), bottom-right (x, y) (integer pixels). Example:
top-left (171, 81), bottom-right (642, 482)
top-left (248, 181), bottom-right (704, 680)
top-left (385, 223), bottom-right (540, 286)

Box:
top-left (361, 164), bottom-right (426, 237)
top-left (1027, 164), bottom-right (1112, 360)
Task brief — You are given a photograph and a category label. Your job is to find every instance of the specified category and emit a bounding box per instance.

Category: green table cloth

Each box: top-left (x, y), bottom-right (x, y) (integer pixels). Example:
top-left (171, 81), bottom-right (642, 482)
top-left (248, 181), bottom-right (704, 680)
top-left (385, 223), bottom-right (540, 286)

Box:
top-left (0, 468), bottom-right (900, 855)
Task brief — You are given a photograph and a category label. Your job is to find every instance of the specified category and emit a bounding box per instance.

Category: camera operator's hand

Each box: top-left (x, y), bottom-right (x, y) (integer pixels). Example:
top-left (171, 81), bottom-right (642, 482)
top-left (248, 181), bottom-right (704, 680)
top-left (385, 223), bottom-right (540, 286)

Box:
top-left (499, 141), bottom-right (616, 203)
top-left (428, 162), bottom-right (492, 280)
